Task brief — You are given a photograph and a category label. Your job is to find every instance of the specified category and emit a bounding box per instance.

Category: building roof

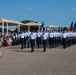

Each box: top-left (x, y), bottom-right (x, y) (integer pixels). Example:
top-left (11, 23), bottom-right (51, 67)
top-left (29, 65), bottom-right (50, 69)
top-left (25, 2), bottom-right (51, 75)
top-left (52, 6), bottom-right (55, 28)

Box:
top-left (45, 25), bottom-right (58, 28)
top-left (23, 22), bottom-right (41, 26)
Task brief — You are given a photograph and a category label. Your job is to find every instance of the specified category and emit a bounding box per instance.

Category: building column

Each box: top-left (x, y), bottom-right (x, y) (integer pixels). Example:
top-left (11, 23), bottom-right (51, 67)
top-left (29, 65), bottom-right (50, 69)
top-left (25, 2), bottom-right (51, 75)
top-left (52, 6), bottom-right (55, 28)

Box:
top-left (28, 26), bottom-right (30, 31)
top-left (18, 25), bottom-right (20, 32)
top-left (39, 26), bottom-right (40, 31)
top-left (6, 23), bottom-right (8, 35)
top-left (2, 20), bottom-right (4, 35)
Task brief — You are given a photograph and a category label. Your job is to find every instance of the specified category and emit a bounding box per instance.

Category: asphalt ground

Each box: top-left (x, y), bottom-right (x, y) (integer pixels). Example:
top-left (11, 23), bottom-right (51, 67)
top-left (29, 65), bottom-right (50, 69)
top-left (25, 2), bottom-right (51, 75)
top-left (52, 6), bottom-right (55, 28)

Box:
top-left (0, 45), bottom-right (76, 75)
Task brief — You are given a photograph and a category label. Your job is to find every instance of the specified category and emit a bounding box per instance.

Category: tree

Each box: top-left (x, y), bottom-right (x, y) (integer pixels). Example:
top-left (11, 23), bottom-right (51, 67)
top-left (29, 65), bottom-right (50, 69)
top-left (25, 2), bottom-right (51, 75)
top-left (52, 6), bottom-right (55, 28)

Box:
top-left (21, 20), bottom-right (38, 24)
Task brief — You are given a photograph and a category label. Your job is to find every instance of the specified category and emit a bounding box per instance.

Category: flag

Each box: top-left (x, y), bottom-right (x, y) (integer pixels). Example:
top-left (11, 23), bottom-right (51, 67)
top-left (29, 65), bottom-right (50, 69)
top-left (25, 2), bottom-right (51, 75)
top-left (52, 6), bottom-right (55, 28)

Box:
top-left (74, 22), bottom-right (76, 32)
top-left (69, 21), bottom-right (73, 31)
top-left (41, 21), bottom-right (44, 28)
top-left (58, 26), bottom-right (61, 31)
top-left (41, 21), bottom-right (45, 31)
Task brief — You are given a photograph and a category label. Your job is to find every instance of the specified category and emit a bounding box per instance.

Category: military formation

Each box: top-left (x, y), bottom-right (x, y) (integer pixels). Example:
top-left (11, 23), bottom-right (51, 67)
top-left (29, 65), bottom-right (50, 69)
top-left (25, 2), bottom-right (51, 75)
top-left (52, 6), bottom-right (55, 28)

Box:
top-left (11, 30), bottom-right (76, 52)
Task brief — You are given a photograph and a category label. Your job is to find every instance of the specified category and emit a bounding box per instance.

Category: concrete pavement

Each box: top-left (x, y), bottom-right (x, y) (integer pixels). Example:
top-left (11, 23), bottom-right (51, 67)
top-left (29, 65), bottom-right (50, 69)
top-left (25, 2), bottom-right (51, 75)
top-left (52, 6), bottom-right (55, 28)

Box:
top-left (0, 45), bottom-right (76, 75)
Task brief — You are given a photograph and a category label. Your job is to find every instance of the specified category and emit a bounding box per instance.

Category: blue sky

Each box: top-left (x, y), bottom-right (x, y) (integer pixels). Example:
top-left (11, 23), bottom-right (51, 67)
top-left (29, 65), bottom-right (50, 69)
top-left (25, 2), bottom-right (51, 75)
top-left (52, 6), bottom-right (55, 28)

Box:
top-left (0, 0), bottom-right (76, 26)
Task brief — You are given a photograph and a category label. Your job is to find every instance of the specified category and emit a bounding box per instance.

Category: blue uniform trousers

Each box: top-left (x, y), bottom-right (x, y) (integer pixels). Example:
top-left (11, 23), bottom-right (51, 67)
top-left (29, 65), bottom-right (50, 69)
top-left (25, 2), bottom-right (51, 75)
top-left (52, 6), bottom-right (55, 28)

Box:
top-left (43, 40), bottom-right (46, 52)
top-left (20, 38), bottom-right (25, 49)
top-left (30, 39), bottom-right (35, 52)
top-left (62, 38), bottom-right (66, 49)
top-left (37, 37), bottom-right (40, 48)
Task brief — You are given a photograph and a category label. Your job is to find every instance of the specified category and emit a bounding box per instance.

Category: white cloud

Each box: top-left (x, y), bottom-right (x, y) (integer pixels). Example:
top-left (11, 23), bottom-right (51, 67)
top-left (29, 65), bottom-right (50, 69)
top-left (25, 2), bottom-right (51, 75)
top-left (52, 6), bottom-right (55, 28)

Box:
top-left (25, 7), bottom-right (33, 11)
top-left (72, 8), bottom-right (76, 11)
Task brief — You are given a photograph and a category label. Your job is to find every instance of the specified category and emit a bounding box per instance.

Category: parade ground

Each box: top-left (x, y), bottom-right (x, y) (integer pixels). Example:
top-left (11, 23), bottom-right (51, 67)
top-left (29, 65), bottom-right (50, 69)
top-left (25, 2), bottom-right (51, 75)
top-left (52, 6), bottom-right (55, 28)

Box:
top-left (0, 45), bottom-right (76, 75)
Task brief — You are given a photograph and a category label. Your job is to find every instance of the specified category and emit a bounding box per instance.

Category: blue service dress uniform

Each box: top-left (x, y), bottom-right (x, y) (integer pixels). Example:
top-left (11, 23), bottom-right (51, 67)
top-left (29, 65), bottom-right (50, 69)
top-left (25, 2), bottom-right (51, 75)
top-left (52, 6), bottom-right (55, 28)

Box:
top-left (27, 31), bottom-right (31, 48)
top-left (42, 32), bottom-right (47, 52)
top-left (49, 32), bottom-right (54, 48)
top-left (24, 32), bottom-right (27, 48)
top-left (62, 33), bottom-right (67, 49)
top-left (30, 32), bottom-right (35, 52)
top-left (36, 32), bottom-right (41, 48)
top-left (20, 32), bottom-right (25, 49)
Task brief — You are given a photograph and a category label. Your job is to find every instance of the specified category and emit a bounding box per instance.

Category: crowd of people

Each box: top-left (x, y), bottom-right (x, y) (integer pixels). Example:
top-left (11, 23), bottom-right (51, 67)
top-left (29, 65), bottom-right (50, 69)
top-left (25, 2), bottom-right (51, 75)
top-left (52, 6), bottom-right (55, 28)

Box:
top-left (19, 30), bottom-right (76, 52)
top-left (0, 35), bottom-right (13, 47)
top-left (0, 29), bottom-right (76, 53)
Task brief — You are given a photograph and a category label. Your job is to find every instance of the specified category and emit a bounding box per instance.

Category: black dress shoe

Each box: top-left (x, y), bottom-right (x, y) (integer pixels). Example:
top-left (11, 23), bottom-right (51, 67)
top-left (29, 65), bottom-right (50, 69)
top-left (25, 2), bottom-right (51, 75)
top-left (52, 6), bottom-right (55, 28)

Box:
top-left (31, 51), bottom-right (34, 52)
top-left (21, 48), bottom-right (23, 49)
top-left (43, 51), bottom-right (46, 52)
